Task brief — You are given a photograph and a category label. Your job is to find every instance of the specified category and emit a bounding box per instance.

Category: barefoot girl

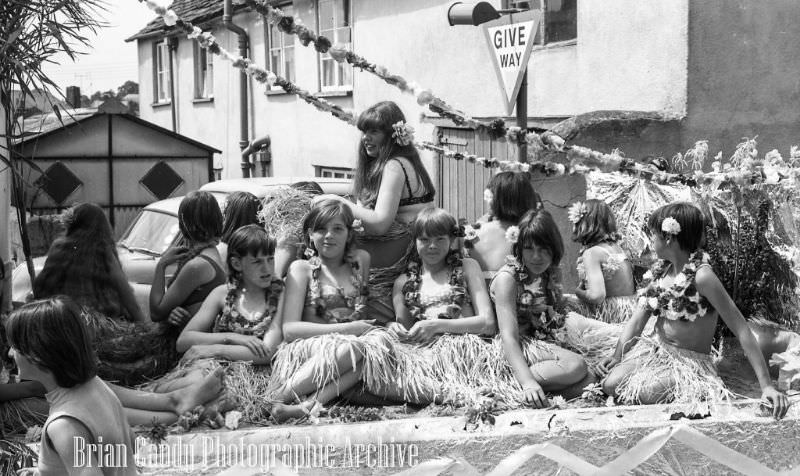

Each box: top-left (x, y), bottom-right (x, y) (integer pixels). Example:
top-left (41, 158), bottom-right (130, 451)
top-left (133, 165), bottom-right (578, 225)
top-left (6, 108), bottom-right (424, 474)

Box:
top-left (600, 202), bottom-right (789, 418)
top-left (270, 199), bottom-right (396, 421)
top-left (392, 208), bottom-right (496, 403)
top-left (490, 209), bottom-right (592, 408)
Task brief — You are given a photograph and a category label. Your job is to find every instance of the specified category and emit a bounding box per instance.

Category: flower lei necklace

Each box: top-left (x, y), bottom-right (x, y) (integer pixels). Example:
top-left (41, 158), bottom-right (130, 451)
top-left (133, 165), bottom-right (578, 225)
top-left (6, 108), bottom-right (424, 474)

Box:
top-left (504, 255), bottom-right (564, 340)
top-left (402, 250), bottom-right (467, 320)
top-left (637, 251), bottom-right (712, 322)
top-left (308, 254), bottom-right (369, 323)
top-left (218, 276), bottom-right (284, 335)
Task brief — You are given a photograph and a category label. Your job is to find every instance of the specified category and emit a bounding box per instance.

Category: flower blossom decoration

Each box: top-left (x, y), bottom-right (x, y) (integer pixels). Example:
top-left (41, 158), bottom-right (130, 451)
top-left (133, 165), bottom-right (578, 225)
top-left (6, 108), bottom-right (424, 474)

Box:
top-left (505, 226), bottom-right (520, 244)
top-left (391, 121), bottom-right (415, 146)
top-left (661, 217), bottom-right (682, 236)
top-left (483, 189), bottom-right (493, 208)
top-left (567, 201), bottom-right (588, 225)
top-left (464, 225), bottom-right (478, 241)
top-left (351, 219), bottom-right (364, 234)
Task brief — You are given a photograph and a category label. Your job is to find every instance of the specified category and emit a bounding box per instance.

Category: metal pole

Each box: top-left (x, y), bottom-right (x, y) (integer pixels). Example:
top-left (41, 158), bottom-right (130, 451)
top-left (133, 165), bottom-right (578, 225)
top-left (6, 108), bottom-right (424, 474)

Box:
top-left (517, 70), bottom-right (527, 162)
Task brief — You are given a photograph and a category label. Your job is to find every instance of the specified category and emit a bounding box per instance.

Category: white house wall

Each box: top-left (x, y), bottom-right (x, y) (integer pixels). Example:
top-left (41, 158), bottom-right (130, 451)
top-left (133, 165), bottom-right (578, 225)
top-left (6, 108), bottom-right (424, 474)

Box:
top-left (138, 0), bottom-right (688, 178)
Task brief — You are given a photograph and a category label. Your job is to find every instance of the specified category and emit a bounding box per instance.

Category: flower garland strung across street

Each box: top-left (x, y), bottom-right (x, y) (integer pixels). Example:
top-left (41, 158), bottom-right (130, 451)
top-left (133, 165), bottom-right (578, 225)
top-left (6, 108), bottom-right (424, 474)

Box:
top-left (402, 249), bottom-right (468, 321)
top-left (636, 251), bottom-right (712, 322)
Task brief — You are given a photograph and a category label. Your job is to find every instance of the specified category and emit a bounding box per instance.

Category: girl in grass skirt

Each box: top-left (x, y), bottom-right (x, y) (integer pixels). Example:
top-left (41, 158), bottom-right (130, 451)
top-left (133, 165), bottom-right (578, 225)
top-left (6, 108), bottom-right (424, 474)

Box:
top-left (600, 202), bottom-right (789, 418)
top-left (391, 208), bottom-right (497, 405)
top-left (490, 209), bottom-right (593, 408)
top-left (269, 199), bottom-right (399, 421)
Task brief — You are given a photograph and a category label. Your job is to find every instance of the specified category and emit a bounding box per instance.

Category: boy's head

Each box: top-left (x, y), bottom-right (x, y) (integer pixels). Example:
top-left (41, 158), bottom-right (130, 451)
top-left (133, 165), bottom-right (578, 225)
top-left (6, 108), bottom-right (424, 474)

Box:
top-left (6, 296), bottom-right (97, 388)
top-left (646, 202), bottom-right (706, 253)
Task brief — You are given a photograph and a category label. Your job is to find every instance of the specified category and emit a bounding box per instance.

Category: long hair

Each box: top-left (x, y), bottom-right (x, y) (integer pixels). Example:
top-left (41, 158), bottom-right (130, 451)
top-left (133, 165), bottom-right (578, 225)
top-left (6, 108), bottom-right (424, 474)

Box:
top-left (301, 199), bottom-right (356, 256)
top-left (513, 209), bottom-right (564, 305)
top-left (170, 191), bottom-right (223, 285)
top-left (572, 199), bottom-right (620, 248)
top-left (488, 171), bottom-right (541, 222)
top-left (647, 202), bottom-right (706, 253)
top-left (6, 296), bottom-right (97, 388)
top-left (33, 203), bottom-right (128, 319)
top-left (221, 191), bottom-right (261, 244)
top-left (352, 101), bottom-right (434, 208)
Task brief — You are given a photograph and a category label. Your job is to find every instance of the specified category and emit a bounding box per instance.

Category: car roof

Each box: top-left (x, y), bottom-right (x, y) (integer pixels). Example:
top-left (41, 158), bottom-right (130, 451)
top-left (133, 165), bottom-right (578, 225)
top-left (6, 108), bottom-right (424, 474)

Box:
top-left (143, 177), bottom-right (352, 214)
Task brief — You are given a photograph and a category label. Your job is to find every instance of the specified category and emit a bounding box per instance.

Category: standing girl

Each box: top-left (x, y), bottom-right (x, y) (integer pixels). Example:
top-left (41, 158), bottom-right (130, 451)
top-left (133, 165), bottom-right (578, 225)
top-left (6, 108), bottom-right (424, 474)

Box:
top-left (271, 199), bottom-right (397, 421)
top-left (314, 101), bottom-right (436, 322)
top-left (392, 208), bottom-right (497, 403)
top-left (7, 297), bottom-right (137, 475)
top-left (490, 209), bottom-right (592, 408)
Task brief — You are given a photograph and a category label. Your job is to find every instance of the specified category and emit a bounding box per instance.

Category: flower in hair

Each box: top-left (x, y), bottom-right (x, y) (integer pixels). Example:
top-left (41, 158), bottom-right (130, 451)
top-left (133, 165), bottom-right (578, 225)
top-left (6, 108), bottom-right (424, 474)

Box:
top-left (463, 225), bottom-right (478, 241)
top-left (391, 121), bottom-right (415, 146)
top-left (451, 224), bottom-right (466, 238)
top-left (483, 189), bottom-right (493, 207)
top-left (505, 226), bottom-right (520, 244)
top-left (661, 217), bottom-right (682, 236)
top-left (304, 246), bottom-right (316, 258)
top-left (567, 201), bottom-right (588, 225)
top-left (351, 219), bottom-right (364, 233)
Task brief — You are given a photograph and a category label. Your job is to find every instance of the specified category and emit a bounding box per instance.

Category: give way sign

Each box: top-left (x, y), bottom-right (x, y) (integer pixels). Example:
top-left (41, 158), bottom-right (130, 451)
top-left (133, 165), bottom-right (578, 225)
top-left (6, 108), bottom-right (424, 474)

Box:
top-left (483, 10), bottom-right (541, 115)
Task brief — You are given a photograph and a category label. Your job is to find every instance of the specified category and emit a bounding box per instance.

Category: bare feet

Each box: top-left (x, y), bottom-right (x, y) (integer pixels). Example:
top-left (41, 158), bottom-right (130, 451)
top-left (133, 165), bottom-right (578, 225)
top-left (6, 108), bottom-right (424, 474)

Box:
top-left (172, 368), bottom-right (225, 415)
top-left (270, 400), bottom-right (317, 423)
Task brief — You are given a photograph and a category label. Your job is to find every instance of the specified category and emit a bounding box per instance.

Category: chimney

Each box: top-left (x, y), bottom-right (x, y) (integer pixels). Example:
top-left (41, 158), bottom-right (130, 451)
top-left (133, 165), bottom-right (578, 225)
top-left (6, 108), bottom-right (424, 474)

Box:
top-left (66, 86), bottom-right (81, 108)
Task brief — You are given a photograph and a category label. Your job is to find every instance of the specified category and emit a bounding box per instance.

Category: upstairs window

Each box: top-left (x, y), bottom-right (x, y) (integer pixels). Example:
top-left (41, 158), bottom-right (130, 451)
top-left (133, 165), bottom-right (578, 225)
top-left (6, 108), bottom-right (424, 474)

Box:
top-left (194, 43), bottom-right (213, 99)
top-left (266, 3), bottom-right (296, 86)
top-left (512, 0), bottom-right (577, 44)
top-left (153, 40), bottom-right (171, 102)
top-left (317, 0), bottom-right (352, 91)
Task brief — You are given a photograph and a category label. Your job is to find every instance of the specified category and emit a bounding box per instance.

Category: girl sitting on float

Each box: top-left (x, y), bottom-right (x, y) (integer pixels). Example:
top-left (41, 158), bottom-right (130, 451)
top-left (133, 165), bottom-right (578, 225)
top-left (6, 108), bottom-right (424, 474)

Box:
top-left (217, 191), bottom-right (262, 263)
top-left (599, 202), bottom-right (789, 418)
top-left (313, 101), bottom-right (436, 323)
top-left (464, 171), bottom-right (543, 282)
top-left (270, 199), bottom-right (397, 421)
top-left (391, 208), bottom-right (497, 404)
top-left (490, 208), bottom-right (592, 408)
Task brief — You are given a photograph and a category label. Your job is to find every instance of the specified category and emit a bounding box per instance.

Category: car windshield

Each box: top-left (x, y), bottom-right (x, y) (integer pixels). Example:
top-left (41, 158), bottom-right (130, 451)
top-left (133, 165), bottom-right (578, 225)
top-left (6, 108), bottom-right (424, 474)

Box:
top-left (118, 210), bottom-right (180, 256)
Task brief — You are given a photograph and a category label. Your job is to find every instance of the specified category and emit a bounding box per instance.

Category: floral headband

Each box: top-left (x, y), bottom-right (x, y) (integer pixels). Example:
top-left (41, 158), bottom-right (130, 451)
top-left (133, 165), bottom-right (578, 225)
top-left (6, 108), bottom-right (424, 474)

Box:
top-left (661, 217), bottom-right (681, 236)
top-left (567, 201), bottom-right (588, 225)
top-left (392, 121), bottom-right (415, 146)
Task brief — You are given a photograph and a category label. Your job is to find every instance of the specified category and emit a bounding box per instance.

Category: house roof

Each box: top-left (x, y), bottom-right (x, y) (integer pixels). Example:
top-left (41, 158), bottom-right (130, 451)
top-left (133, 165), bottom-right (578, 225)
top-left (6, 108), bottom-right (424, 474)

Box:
top-left (126, 0), bottom-right (246, 42)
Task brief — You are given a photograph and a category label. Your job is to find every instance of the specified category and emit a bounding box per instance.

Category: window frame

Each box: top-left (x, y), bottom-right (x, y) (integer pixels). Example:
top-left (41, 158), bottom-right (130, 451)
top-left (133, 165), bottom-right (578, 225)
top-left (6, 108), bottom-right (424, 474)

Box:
top-left (193, 42), bottom-right (214, 100)
top-left (316, 0), bottom-right (353, 92)
top-left (153, 40), bottom-right (172, 103)
top-left (265, 2), bottom-right (296, 90)
top-left (314, 165), bottom-right (354, 179)
top-left (515, 0), bottom-right (577, 47)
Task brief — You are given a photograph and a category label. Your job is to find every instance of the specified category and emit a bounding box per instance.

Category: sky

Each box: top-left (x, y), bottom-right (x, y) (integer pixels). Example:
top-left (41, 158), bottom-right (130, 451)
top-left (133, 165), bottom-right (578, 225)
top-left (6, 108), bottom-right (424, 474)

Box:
top-left (42, 1), bottom-right (158, 96)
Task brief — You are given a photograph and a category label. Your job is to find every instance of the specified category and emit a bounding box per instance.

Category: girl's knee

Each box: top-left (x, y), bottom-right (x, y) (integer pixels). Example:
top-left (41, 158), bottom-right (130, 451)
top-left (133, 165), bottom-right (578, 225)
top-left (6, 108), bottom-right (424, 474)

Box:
top-left (562, 354), bottom-right (589, 383)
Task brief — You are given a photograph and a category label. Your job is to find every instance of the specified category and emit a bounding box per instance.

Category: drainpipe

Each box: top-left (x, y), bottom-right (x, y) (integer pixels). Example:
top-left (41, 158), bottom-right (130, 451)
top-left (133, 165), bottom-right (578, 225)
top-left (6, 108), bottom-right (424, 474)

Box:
top-left (223, 0), bottom-right (250, 177)
top-left (241, 135), bottom-right (271, 177)
top-left (167, 36), bottom-right (178, 132)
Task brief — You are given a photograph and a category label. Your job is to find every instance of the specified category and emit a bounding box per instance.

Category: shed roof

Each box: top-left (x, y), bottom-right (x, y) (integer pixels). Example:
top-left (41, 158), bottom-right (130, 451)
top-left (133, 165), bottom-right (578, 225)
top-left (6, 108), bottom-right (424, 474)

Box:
top-left (126, 0), bottom-right (246, 42)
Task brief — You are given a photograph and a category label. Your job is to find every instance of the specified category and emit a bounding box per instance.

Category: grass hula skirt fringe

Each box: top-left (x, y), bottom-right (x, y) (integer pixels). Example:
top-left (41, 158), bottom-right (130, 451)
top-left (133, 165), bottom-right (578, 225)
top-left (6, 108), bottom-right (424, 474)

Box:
top-left (614, 335), bottom-right (732, 413)
top-left (1, 398), bottom-right (48, 436)
top-left (394, 334), bottom-right (496, 406)
top-left (84, 309), bottom-right (179, 386)
top-left (563, 295), bottom-right (638, 324)
top-left (270, 329), bottom-right (400, 401)
top-left (559, 312), bottom-right (624, 373)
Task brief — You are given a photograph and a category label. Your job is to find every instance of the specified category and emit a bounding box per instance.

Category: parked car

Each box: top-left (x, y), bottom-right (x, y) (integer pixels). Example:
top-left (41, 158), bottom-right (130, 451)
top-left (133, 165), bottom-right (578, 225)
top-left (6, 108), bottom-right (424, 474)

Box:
top-left (11, 177), bottom-right (352, 312)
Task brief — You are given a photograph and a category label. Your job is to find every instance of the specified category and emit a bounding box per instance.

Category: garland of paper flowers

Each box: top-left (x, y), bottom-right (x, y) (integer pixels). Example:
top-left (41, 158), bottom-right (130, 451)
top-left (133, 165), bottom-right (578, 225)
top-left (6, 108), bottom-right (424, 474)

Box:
top-left (636, 251), bottom-right (712, 322)
top-left (307, 254), bottom-right (369, 323)
top-left (402, 250), bottom-right (468, 321)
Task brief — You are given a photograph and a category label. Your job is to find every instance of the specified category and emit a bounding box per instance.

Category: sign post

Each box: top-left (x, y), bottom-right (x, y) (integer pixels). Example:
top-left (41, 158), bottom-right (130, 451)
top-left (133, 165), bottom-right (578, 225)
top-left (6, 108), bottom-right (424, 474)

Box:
top-left (483, 10), bottom-right (541, 160)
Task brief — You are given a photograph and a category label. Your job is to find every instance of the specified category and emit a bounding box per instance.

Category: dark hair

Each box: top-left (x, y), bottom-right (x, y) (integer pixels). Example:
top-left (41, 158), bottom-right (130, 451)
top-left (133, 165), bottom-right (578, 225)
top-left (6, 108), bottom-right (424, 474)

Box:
top-left (290, 181), bottom-right (325, 196)
top-left (33, 203), bottom-right (127, 319)
top-left (572, 199), bottom-right (619, 248)
top-left (221, 191), bottom-right (261, 244)
top-left (410, 207), bottom-right (457, 240)
top-left (6, 296), bottom-right (97, 388)
top-left (646, 202), bottom-right (706, 253)
top-left (488, 171), bottom-right (541, 222)
top-left (226, 224), bottom-right (277, 277)
top-left (301, 199), bottom-right (356, 255)
top-left (513, 208), bottom-right (564, 268)
top-left (171, 191), bottom-right (223, 285)
top-left (353, 101), bottom-right (435, 208)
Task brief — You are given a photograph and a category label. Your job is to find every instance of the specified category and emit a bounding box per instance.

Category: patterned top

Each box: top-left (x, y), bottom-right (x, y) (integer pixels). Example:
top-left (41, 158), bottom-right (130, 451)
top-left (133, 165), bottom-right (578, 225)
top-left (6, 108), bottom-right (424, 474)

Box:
top-left (212, 280), bottom-right (283, 339)
top-left (492, 261), bottom-right (564, 341)
top-left (305, 256), bottom-right (369, 323)
top-left (637, 252), bottom-right (714, 322)
top-left (577, 249), bottom-right (628, 282)
top-left (417, 280), bottom-right (473, 320)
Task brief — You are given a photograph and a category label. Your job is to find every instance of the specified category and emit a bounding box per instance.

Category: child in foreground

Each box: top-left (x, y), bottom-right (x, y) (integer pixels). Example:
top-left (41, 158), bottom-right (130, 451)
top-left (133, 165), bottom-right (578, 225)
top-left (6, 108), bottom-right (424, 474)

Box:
top-left (600, 202), bottom-right (789, 418)
top-left (8, 297), bottom-right (138, 475)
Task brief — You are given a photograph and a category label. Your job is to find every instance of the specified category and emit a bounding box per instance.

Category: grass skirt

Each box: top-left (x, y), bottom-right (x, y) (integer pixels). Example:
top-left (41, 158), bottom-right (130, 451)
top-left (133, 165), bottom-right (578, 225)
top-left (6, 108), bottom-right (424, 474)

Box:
top-left (270, 329), bottom-right (399, 401)
top-left (393, 334), bottom-right (495, 405)
top-left (85, 309), bottom-right (179, 386)
top-left (1, 398), bottom-right (48, 436)
top-left (563, 295), bottom-right (638, 324)
top-left (614, 335), bottom-right (731, 411)
top-left (559, 312), bottom-right (625, 373)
